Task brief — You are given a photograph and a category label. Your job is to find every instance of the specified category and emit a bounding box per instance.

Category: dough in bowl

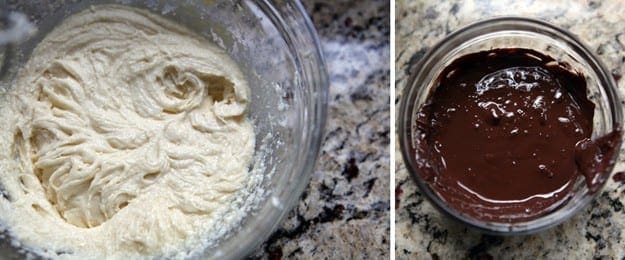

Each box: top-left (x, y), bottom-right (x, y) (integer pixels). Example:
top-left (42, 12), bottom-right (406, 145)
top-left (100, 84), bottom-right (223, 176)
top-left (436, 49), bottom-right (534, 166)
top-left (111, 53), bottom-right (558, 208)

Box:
top-left (0, 4), bottom-right (254, 258)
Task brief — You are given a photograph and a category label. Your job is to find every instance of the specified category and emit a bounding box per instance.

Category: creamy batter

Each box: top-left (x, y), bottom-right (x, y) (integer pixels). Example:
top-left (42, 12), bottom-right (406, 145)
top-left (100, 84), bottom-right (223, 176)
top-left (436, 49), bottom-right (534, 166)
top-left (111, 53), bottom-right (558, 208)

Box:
top-left (0, 5), bottom-right (254, 258)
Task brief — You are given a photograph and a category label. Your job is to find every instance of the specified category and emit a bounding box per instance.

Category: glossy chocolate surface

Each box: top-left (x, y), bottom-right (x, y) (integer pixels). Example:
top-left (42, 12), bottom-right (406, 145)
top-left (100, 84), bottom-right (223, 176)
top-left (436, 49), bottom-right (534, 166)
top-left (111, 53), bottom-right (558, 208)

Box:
top-left (413, 48), bottom-right (619, 222)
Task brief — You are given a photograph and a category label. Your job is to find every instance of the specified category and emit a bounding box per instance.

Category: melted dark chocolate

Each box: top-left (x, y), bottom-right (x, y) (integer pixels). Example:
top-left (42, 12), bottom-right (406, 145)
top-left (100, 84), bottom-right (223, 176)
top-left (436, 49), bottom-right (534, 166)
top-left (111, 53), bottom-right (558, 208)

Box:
top-left (613, 171), bottom-right (625, 183)
top-left (413, 48), bottom-right (620, 223)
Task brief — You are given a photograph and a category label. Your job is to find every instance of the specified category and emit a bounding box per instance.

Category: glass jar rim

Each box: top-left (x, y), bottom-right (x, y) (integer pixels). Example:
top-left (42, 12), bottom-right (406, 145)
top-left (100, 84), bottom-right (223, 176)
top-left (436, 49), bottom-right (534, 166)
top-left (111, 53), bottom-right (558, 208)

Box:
top-left (398, 16), bottom-right (623, 235)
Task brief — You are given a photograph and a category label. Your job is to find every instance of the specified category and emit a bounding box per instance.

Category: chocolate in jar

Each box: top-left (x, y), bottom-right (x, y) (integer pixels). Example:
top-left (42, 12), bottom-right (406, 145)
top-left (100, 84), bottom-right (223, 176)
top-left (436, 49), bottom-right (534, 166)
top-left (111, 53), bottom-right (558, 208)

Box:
top-left (412, 48), bottom-right (620, 223)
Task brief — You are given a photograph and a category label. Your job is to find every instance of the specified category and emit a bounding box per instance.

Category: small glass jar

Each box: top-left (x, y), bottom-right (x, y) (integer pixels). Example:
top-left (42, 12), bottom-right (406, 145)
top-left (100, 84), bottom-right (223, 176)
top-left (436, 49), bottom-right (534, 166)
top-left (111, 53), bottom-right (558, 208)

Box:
top-left (399, 17), bottom-right (623, 235)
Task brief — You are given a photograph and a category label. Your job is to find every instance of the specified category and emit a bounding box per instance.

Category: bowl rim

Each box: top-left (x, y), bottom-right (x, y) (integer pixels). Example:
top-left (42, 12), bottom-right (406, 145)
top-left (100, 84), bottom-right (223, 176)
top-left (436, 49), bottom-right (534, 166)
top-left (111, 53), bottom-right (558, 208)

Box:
top-left (217, 0), bottom-right (329, 258)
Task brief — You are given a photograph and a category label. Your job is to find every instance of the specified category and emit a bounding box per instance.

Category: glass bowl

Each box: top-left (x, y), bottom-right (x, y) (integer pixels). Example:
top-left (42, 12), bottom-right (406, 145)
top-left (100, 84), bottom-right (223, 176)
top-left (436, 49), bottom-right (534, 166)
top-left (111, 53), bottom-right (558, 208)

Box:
top-left (0, 0), bottom-right (328, 258)
top-left (399, 17), bottom-right (622, 235)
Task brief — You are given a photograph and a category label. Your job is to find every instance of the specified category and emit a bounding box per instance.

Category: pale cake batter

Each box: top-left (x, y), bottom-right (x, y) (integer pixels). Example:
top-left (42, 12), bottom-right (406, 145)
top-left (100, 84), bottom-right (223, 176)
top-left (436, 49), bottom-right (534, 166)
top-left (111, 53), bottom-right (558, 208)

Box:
top-left (0, 5), bottom-right (254, 258)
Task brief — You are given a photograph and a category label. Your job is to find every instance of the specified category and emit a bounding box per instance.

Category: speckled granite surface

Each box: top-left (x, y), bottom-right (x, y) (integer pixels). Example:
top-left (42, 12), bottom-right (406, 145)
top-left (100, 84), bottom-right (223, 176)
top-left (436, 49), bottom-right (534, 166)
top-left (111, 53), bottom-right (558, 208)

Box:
top-left (252, 0), bottom-right (390, 259)
top-left (396, 0), bottom-right (625, 259)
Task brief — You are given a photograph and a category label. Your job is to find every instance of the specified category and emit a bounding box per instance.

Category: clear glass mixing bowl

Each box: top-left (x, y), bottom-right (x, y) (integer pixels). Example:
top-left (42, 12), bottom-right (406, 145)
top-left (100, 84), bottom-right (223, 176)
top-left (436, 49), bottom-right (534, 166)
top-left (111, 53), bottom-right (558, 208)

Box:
top-left (0, 0), bottom-right (328, 258)
top-left (399, 17), bottom-right (622, 235)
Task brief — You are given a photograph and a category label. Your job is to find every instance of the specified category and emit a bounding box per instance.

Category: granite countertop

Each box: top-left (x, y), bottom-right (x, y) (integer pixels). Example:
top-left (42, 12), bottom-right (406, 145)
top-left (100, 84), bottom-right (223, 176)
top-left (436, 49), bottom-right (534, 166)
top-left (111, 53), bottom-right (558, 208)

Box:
top-left (251, 0), bottom-right (390, 259)
top-left (396, 0), bottom-right (625, 258)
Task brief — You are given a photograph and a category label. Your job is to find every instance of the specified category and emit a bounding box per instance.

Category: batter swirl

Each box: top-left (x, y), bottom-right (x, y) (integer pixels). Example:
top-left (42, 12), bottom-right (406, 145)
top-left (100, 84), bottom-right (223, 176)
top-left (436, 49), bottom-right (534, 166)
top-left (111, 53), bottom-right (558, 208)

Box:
top-left (0, 5), bottom-right (254, 258)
